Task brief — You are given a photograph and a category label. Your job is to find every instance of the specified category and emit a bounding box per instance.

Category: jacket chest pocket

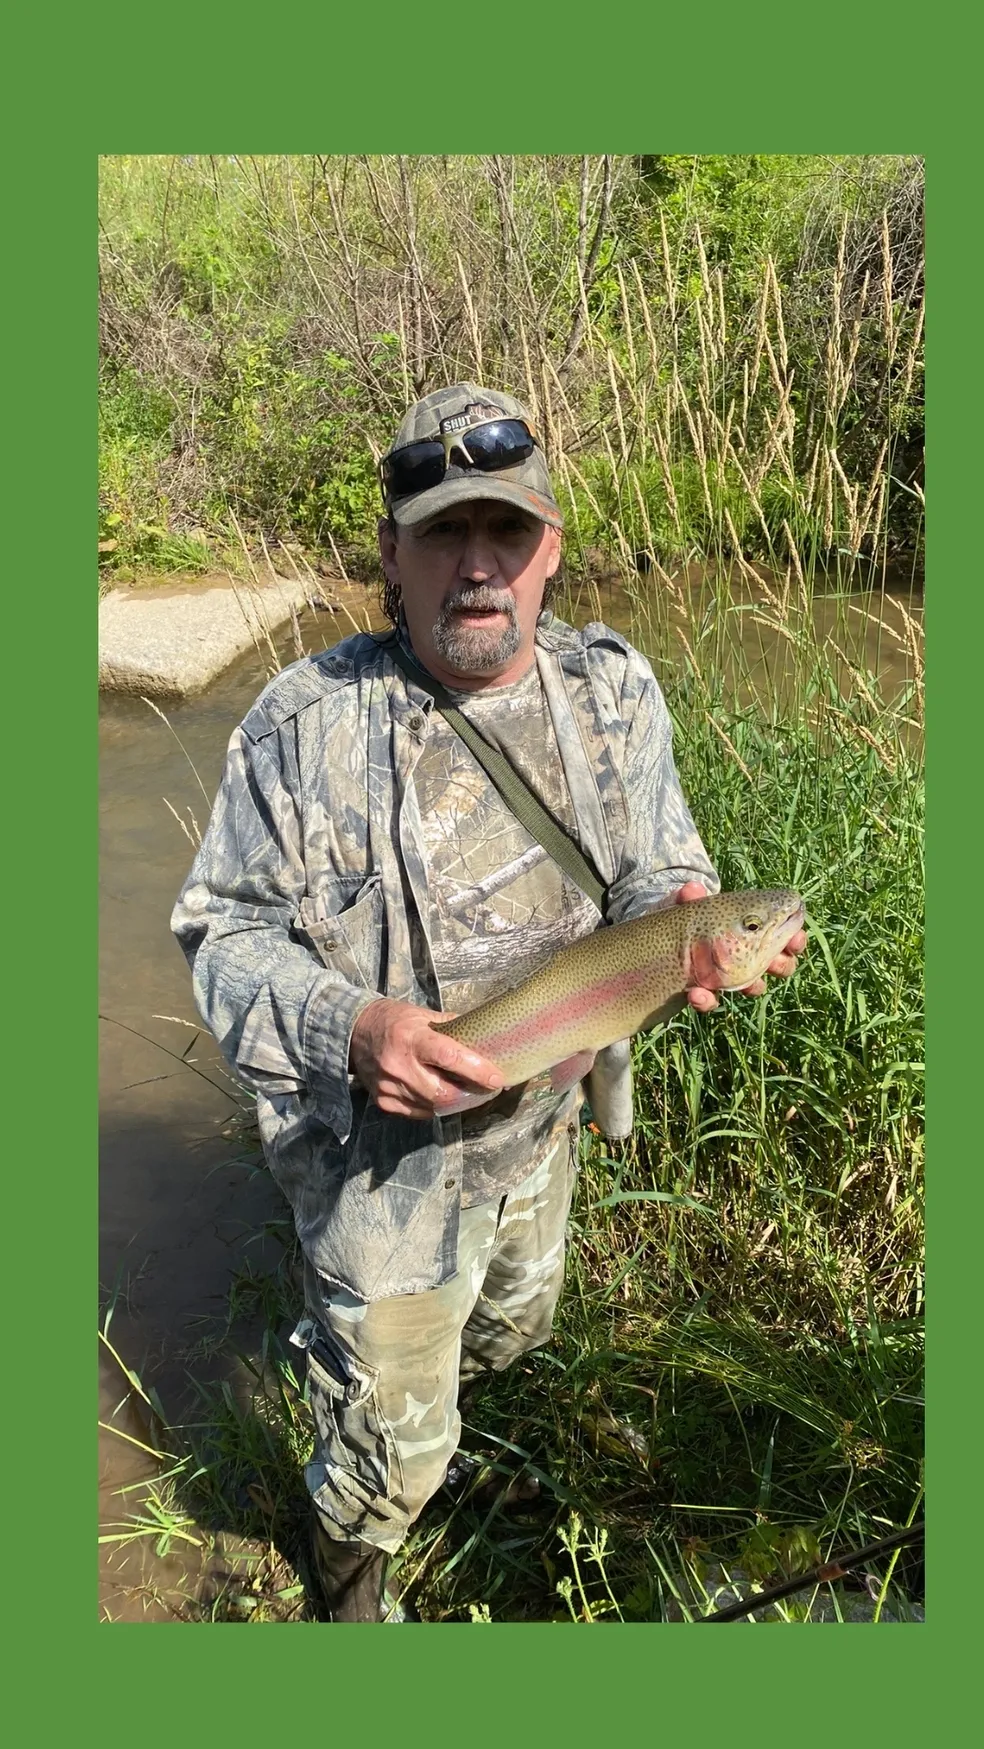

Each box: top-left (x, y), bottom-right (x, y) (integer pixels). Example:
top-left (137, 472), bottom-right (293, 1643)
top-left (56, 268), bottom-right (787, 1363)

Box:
top-left (294, 874), bottom-right (384, 989)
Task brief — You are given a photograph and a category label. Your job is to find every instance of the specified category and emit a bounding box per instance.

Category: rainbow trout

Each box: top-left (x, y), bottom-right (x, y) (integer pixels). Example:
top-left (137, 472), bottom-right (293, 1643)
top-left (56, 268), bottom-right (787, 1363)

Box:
top-left (431, 888), bottom-right (804, 1117)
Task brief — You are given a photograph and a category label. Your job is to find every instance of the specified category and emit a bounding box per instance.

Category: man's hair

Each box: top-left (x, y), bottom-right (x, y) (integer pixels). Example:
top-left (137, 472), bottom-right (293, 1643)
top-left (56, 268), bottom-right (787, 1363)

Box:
top-left (379, 514), bottom-right (402, 626)
top-left (379, 514), bottom-right (561, 627)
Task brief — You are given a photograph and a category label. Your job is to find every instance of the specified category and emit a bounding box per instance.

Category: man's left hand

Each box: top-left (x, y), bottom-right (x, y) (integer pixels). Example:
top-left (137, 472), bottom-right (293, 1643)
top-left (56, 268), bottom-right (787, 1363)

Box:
top-left (674, 881), bottom-right (808, 1013)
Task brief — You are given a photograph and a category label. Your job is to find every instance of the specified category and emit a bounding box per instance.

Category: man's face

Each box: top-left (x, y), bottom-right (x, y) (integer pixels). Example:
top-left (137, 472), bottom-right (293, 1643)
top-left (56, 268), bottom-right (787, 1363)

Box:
top-left (378, 500), bottom-right (562, 690)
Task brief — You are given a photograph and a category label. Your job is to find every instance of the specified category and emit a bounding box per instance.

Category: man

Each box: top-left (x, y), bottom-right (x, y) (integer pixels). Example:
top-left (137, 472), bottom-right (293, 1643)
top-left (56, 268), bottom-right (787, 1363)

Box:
top-left (171, 384), bottom-right (806, 1622)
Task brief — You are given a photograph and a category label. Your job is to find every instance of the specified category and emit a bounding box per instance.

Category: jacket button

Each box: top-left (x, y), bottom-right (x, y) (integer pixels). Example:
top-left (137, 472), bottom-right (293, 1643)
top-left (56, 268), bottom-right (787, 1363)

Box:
top-left (323, 935), bottom-right (340, 951)
top-left (445, 1178), bottom-right (456, 1190)
top-left (408, 712), bottom-right (425, 732)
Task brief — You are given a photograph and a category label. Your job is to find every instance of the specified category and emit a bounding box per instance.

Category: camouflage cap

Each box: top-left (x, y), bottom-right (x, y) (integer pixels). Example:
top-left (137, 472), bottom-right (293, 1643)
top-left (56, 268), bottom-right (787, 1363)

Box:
top-left (383, 383), bottom-right (564, 530)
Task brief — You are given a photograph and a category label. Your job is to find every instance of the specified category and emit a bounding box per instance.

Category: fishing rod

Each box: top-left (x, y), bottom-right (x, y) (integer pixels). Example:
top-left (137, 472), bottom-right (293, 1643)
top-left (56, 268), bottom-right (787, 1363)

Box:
top-left (697, 1521), bottom-right (925, 1623)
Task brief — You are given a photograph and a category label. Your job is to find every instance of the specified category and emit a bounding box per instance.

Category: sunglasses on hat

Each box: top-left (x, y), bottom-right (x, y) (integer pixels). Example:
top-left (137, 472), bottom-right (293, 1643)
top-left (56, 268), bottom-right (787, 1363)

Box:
top-left (379, 415), bottom-right (538, 503)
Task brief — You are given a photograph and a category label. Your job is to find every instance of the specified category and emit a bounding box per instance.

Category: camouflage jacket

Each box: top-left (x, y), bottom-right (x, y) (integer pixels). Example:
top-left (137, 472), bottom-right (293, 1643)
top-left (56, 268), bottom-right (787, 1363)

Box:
top-left (171, 614), bottom-right (718, 1301)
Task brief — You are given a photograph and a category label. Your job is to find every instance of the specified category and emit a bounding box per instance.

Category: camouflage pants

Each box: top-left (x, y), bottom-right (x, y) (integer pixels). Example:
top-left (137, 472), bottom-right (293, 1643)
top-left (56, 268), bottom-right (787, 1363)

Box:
top-left (296, 1119), bottom-right (578, 1554)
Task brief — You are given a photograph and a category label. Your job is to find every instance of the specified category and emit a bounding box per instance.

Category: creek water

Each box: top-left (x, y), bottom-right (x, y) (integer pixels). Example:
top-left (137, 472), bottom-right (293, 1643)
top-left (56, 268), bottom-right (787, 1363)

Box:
top-left (98, 572), bottom-right (922, 1620)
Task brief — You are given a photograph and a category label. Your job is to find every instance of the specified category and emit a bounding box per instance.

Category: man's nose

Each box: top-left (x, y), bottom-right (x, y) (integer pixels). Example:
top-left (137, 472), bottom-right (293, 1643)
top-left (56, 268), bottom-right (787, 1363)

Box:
top-left (459, 529), bottom-right (498, 580)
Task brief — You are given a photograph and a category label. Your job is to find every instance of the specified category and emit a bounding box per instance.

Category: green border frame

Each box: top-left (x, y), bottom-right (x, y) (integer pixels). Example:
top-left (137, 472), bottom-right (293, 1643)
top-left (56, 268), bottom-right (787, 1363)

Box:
top-left (10, 0), bottom-right (972, 1732)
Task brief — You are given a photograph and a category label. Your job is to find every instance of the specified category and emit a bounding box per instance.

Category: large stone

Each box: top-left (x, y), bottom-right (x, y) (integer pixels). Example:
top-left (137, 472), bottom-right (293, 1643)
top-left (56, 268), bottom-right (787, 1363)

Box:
top-left (99, 571), bottom-right (314, 698)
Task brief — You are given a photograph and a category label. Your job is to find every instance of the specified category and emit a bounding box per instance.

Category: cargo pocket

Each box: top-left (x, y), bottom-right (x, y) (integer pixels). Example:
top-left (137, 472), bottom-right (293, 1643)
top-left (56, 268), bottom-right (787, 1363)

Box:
top-left (294, 874), bottom-right (384, 990)
top-left (304, 1327), bottom-right (403, 1506)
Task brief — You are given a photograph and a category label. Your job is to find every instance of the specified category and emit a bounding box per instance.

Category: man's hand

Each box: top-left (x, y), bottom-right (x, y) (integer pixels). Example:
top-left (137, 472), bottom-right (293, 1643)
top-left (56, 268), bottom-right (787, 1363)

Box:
top-left (674, 881), bottom-right (808, 1013)
top-left (349, 996), bottom-right (506, 1121)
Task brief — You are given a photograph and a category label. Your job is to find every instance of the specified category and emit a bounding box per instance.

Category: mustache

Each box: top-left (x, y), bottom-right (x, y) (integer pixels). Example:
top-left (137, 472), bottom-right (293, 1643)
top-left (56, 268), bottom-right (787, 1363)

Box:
top-left (440, 586), bottom-right (517, 620)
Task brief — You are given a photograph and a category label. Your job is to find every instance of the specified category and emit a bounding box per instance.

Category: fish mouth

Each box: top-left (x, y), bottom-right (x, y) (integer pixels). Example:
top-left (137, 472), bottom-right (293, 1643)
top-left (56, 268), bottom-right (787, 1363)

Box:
top-left (774, 900), bottom-right (805, 949)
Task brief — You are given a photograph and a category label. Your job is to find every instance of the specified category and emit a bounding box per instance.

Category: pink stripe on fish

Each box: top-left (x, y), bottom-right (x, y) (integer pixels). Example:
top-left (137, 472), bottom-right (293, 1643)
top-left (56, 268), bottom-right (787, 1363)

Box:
top-left (474, 963), bottom-right (659, 1060)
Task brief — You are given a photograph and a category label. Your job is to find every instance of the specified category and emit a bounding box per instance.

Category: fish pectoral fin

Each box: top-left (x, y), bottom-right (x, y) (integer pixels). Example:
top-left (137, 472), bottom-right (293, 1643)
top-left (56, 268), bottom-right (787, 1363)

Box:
top-left (639, 992), bottom-right (689, 1033)
top-left (433, 1087), bottom-right (498, 1117)
top-left (548, 1049), bottom-right (598, 1095)
top-left (434, 1081), bottom-right (530, 1120)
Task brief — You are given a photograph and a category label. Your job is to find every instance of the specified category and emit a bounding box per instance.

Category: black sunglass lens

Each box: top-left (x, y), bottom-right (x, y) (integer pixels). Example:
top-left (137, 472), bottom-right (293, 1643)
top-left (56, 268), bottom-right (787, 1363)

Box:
top-left (460, 420), bottom-right (534, 471)
top-left (384, 441), bottom-right (446, 498)
top-left (382, 420), bottom-right (536, 500)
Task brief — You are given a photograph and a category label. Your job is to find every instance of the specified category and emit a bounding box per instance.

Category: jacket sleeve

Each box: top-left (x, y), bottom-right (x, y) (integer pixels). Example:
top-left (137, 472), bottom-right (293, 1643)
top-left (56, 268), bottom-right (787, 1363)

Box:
top-left (603, 646), bottom-right (720, 924)
top-left (170, 722), bottom-right (377, 1145)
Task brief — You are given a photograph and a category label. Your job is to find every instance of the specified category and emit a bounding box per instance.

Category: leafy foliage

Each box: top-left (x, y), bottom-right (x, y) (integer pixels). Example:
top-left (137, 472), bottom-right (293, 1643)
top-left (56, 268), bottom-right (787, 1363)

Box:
top-left (98, 155), bottom-right (923, 579)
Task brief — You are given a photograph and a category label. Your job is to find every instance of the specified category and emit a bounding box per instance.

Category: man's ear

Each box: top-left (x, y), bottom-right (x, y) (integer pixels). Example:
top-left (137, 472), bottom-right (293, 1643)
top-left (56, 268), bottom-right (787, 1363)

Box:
top-left (544, 527), bottom-right (562, 579)
top-left (378, 515), bottom-right (400, 583)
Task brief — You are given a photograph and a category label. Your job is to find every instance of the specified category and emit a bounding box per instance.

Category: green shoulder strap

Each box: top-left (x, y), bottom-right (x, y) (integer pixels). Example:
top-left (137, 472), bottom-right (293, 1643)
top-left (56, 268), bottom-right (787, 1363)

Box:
top-left (387, 640), bottom-right (608, 917)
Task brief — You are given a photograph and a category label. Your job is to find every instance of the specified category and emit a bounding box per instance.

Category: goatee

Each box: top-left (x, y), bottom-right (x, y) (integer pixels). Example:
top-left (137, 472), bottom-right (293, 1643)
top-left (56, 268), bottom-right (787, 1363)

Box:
top-left (432, 587), bottom-right (522, 674)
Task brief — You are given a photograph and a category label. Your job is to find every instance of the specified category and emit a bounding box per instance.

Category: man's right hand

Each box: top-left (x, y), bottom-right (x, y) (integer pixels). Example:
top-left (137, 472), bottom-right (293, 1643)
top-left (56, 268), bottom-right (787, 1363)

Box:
top-left (349, 996), bottom-right (506, 1121)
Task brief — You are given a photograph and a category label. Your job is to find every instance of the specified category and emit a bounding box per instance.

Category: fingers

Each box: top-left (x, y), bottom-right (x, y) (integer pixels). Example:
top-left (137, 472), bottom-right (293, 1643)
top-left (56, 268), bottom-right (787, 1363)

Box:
top-left (765, 950), bottom-right (801, 977)
top-left (349, 996), bottom-right (508, 1120)
top-left (420, 1028), bottom-right (505, 1092)
top-left (766, 956), bottom-right (794, 978)
top-left (372, 1052), bottom-right (468, 1118)
top-left (391, 1035), bottom-right (503, 1118)
top-left (385, 1052), bottom-right (488, 1117)
top-left (372, 1080), bottom-right (442, 1121)
top-left (349, 997), bottom-right (444, 1114)
top-left (674, 881), bottom-right (708, 904)
top-left (738, 934), bottom-right (808, 994)
top-left (687, 986), bottom-right (719, 1013)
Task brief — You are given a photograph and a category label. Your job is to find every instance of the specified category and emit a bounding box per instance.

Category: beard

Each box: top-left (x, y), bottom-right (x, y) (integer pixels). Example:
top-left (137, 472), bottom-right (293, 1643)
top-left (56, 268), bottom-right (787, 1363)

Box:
top-left (432, 585), bottom-right (522, 674)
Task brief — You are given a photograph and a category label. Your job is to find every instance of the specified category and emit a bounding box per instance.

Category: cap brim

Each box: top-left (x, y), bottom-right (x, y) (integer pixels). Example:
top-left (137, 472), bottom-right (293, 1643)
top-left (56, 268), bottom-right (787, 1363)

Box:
top-left (390, 473), bottom-right (564, 530)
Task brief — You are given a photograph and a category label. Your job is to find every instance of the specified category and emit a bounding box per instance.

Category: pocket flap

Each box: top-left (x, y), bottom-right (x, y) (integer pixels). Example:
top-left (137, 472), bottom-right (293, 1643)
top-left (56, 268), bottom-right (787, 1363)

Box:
top-left (293, 876), bottom-right (384, 986)
top-left (304, 1328), bottom-right (378, 1409)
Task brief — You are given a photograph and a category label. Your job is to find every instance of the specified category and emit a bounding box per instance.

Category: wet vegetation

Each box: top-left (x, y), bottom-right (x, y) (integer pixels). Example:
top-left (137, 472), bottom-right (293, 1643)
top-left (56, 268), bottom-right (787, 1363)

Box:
top-left (99, 155), bottom-right (923, 1621)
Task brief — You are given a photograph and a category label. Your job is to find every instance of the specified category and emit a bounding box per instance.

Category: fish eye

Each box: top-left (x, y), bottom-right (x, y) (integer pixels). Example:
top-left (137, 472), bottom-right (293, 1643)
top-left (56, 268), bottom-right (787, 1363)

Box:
top-left (742, 914), bottom-right (763, 932)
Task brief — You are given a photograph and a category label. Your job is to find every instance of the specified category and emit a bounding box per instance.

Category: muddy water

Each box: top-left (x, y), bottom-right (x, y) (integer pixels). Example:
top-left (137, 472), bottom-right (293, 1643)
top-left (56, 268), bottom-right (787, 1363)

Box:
top-left (567, 564), bottom-right (924, 719)
top-left (98, 607), bottom-right (378, 1619)
top-left (98, 576), bottom-right (922, 1619)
